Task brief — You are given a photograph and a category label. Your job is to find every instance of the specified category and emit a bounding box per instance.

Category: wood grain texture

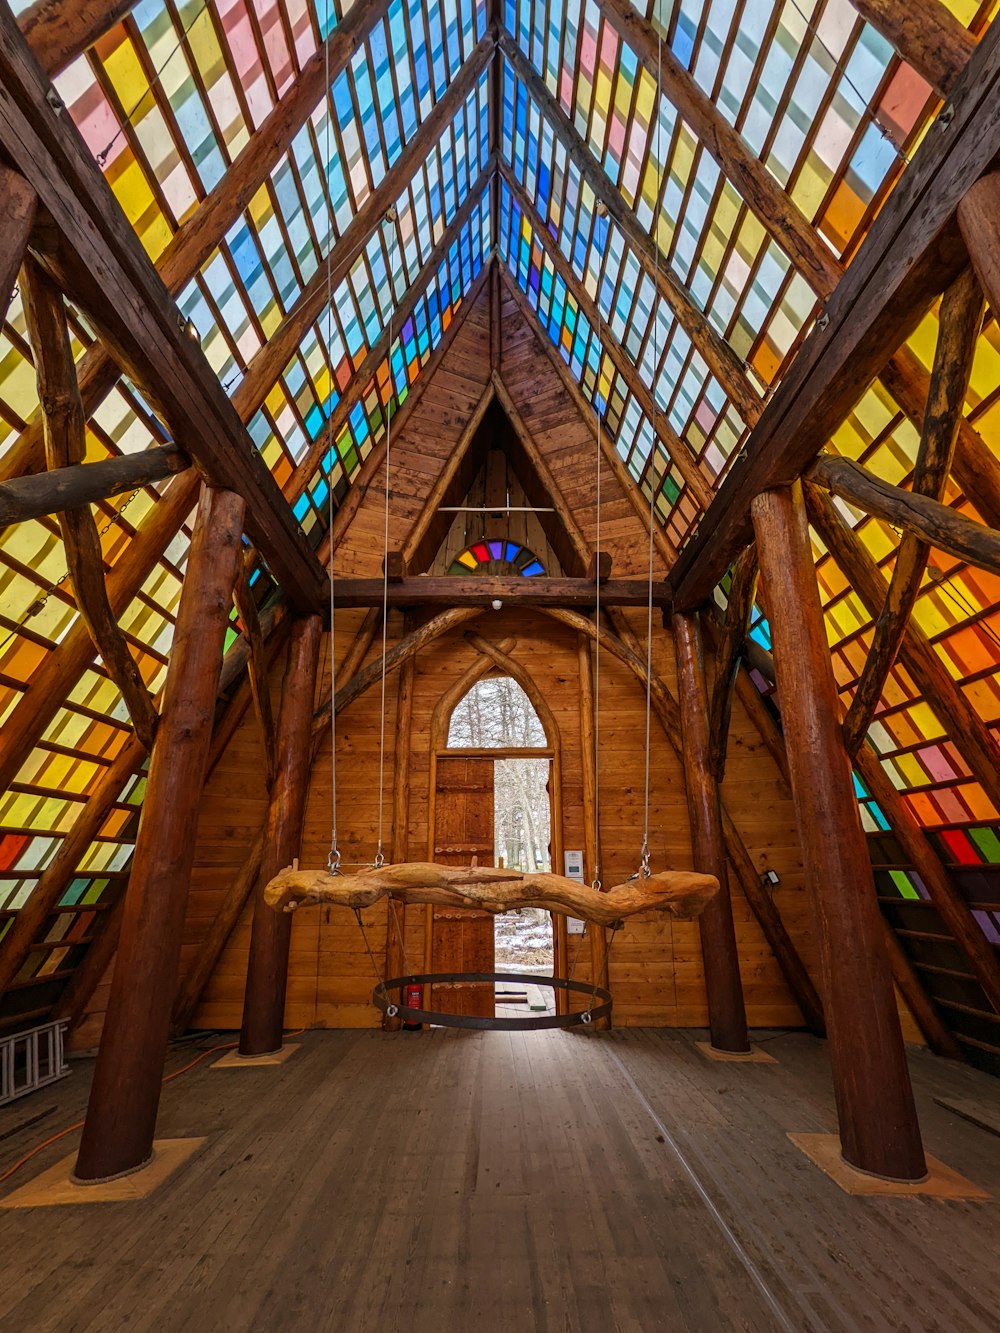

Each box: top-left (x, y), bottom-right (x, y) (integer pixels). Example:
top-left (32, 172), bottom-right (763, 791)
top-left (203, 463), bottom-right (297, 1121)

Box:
top-left (848, 0), bottom-right (976, 96)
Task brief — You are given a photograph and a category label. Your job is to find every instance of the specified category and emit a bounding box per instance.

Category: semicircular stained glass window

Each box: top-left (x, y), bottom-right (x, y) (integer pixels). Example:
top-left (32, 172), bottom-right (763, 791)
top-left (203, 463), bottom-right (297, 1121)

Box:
top-left (449, 540), bottom-right (545, 577)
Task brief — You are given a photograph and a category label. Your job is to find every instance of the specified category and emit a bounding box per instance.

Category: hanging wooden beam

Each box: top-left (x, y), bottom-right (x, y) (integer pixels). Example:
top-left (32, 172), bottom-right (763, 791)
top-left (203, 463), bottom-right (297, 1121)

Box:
top-left (0, 167), bottom-right (36, 327)
top-left (805, 483), bottom-right (1000, 814)
top-left (842, 266), bottom-right (985, 755)
top-left (0, 10), bottom-right (327, 612)
top-left (0, 442), bottom-right (187, 529)
top-left (1, 17), bottom-right (483, 487)
top-left (500, 165), bottom-right (713, 511)
top-left (74, 486), bottom-right (246, 1182)
top-left (808, 456), bottom-right (999, 575)
top-left (18, 0), bottom-right (136, 76)
top-left (663, 19), bottom-right (1000, 610)
top-left (674, 613), bottom-right (751, 1052)
top-left (325, 575), bottom-right (672, 608)
top-left (382, 615), bottom-right (417, 1032)
top-left (708, 546), bottom-right (759, 783)
top-left (847, 0), bottom-right (976, 99)
top-left (232, 556), bottom-right (277, 792)
top-left (498, 270), bottom-right (678, 569)
top-left (239, 614), bottom-right (323, 1056)
top-left (547, 605), bottom-right (826, 1036)
top-left (498, 30), bottom-right (761, 428)
top-left (20, 256), bottom-right (158, 751)
top-left (752, 480), bottom-right (926, 1181)
top-left (170, 608), bottom-right (381, 1036)
top-left (403, 382), bottom-right (496, 573)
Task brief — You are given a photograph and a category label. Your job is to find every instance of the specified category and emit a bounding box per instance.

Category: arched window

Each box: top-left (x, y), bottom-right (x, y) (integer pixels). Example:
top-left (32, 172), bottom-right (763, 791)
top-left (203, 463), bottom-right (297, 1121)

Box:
top-left (448, 540), bottom-right (545, 577)
top-left (447, 676), bottom-right (547, 748)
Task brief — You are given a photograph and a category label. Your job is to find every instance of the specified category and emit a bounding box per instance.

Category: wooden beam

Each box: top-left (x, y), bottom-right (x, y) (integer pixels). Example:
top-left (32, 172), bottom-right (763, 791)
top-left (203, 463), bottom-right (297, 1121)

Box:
top-left (501, 164), bottom-right (713, 511)
top-left (170, 608), bottom-right (382, 1035)
top-left (490, 259), bottom-right (501, 375)
top-left (325, 575), bottom-right (672, 608)
top-left (805, 483), bottom-right (1000, 813)
top-left (74, 486), bottom-right (246, 1182)
top-left (0, 7), bottom-right (328, 611)
top-left (674, 612), bottom-right (750, 1052)
top-left (0, 0), bottom-right (413, 487)
top-left (18, 0), bottom-right (135, 76)
top-left (842, 266), bottom-right (985, 754)
top-left (498, 29), bottom-right (761, 428)
top-left (666, 19), bottom-right (1000, 610)
top-left (0, 442), bottom-right (187, 529)
top-left (402, 382), bottom-right (495, 573)
top-left (878, 920), bottom-right (964, 1059)
top-left (20, 256), bottom-right (158, 751)
top-left (382, 614), bottom-right (417, 1031)
top-left (848, 0), bottom-right (976, 98)
top-left (808, 455), bottom-right (999, 576)
top-left (0, 167), bottom-right (36, 326)
top-left (752, 480), bottom-right (925, 1181)
top-left (707, 545), bottom-right (758, 782)
top-left (239, 614), bottom-right (323, 1056)
top-left (958, 171), bottom-right (1000, 322)
top-left (498, 269), bottom-right (678, 569)
top-left (577, 631), bottom-right (609, 1029)
top-left (232, 556), bottom-right (277, 792)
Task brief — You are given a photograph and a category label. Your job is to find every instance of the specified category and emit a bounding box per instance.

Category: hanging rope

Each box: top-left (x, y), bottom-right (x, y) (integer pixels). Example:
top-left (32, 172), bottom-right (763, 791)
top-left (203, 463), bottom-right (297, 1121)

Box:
top-left (374, 212), bottom-right (399, 870)
top-left (592, 200), bottom-right (608, 893)
top-left (639, 10), bottom-right (664, 883)
top-left (323, 0), bottom-right (340, 876)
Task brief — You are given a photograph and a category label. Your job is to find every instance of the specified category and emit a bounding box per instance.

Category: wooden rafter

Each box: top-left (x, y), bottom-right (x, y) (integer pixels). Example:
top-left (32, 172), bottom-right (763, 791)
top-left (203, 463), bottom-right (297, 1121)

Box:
top-left (668, 18), bottom-right (1000, 610)
top-left (326, 575), bottom-right (671, 608)
top-left (232, 556), bottom-right (277, 792)
top-left (0, 167), bottom-right (36, 327)
top-left (837, 268), bottom-right (985, 755)
top-left (1, 0), bottom-right (399, 487)
top-left (20, 256), bottom-right (158, 751)
top-left (500, 163), bottom-right (714, 511)
top-left (847, 0), bottom-right (976, 98)
top-left (18, 0), bottom-right (136, 76)
top-left (707, 545), bottom-right (759, 783)
top-left (0, 9), bottom-right (328, 612)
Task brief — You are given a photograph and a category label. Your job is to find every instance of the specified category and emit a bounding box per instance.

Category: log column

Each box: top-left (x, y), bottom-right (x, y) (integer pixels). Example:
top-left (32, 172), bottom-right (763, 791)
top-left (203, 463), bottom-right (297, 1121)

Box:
top-left (751, 481), bottom-right (926, 1181)
top-left (239, 613), bottom-right (323, 1055)
top-left (74, 486), bottom-right (246, 1183)
top-left (673, 613), bottom-right (750, 1052)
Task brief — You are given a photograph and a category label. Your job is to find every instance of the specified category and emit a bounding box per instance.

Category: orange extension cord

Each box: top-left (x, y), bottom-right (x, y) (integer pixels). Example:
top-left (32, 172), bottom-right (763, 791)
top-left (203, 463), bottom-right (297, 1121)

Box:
top-left (0, 1029), bottom-right (306, 1187)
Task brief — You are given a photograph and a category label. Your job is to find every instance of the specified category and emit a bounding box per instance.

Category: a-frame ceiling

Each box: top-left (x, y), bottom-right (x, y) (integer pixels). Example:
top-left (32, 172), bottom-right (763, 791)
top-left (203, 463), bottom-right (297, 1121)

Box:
top-left (0, 0), bottom-right (998, 1058)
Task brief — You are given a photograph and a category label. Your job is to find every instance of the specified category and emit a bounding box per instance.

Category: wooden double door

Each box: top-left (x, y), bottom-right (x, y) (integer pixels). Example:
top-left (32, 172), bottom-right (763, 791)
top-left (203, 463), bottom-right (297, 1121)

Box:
top-left (430, 756), bottom-right (496, 1017)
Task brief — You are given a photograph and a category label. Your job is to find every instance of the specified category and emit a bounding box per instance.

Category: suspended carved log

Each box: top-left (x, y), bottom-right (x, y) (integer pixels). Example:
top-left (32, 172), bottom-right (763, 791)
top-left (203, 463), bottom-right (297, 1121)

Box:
top-left (0, 442), bottom-right (187, 531)
top-left (232, 554), bottom-right (277, 791)
top-left (841, 265), bottom-right (985, 756)
top-left (264, 861), bottom-right (719, 927)
top-left (807, 455), bottom-right (999, 576)
top-left (20, 257), bottom-right (158, 752)
top-left (708, 545), bottom-right (759, 782)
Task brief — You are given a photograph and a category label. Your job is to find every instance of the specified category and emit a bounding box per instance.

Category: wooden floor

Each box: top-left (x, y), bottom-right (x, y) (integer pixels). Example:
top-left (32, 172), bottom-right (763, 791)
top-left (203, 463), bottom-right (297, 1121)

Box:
top-left (1, 1029), bottom-right (999, 1332)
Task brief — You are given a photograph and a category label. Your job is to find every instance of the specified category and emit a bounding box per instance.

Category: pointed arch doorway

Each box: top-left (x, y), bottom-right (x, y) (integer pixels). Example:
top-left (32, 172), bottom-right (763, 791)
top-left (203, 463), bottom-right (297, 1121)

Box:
top-left (426, 646), bottom-right (565, 1019)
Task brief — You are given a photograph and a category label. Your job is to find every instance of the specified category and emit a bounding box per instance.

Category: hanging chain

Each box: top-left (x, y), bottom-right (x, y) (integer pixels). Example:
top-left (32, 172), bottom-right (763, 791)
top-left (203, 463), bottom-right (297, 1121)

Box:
top-left (324, 0), bottom-right (340, 877)
top-left (581, 922), bottom-right (619, 1026)
top-left (639, 12), bottom-right (664, 884)
top-left (354, 907), bottom-right (387, 989)
top-left (374, 212), bottom-right (399, 871)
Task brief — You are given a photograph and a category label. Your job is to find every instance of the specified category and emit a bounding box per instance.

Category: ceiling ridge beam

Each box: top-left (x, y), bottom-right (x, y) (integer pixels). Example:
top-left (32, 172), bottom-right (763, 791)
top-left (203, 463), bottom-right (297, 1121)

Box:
top-left (498, 30), bottom-right (762, 428)
top-left (498, 265), bottom-right (677, 570)
top-left (2, 0), bottom-right (399, 486)
top-left (500, 162), bottom-right (714, 512)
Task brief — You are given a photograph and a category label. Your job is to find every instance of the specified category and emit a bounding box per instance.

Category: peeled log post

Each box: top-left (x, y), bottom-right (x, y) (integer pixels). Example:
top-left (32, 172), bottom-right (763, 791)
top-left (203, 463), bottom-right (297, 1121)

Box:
top-left (842, 265), bottom-right (985, 756)
top-left (0, 169), bottom-right (36, 326)
top-left (958, 173), bottom-right (1000, 319)
top-left (674, 614), bottom-right (750, 1053)
top-left (807, 455), bottom-right (1000, 576)
top-left (74, 486), bottom-right (246, 1183)
top-left (239, 615), bottom-right (323, 1056)
top-left (752, 481), bottom-right (926, 1181)
top-left (0, 444), bottom-right (188, 531)
top-left (264, 863), bottom-right (719, 927)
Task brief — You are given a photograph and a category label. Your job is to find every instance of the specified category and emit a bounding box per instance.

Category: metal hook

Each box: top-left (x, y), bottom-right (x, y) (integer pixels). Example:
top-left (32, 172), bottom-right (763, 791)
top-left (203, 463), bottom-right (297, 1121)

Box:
top-left (639, 840), bottom-right (651, 880)
top-left (373, 846), bottom-right (385, 870)
top-left (327, 847), bottom-right (341, 875)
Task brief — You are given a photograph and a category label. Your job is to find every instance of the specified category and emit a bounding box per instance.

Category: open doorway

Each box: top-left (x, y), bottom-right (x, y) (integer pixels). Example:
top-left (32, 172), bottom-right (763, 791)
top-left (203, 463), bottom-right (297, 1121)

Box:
top-left (437, 674), bottom-right (557, 1017)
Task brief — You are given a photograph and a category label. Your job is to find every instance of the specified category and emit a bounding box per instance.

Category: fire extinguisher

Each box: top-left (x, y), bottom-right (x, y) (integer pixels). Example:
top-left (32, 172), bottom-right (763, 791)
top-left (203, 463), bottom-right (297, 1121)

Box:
top-left (403, 983), bottom-right (422, 1031)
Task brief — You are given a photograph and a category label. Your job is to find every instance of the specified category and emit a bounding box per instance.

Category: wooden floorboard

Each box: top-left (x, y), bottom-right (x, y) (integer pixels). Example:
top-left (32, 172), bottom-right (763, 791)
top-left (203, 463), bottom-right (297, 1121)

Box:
top-left (1, 1029), bottom-right (998, 1332)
